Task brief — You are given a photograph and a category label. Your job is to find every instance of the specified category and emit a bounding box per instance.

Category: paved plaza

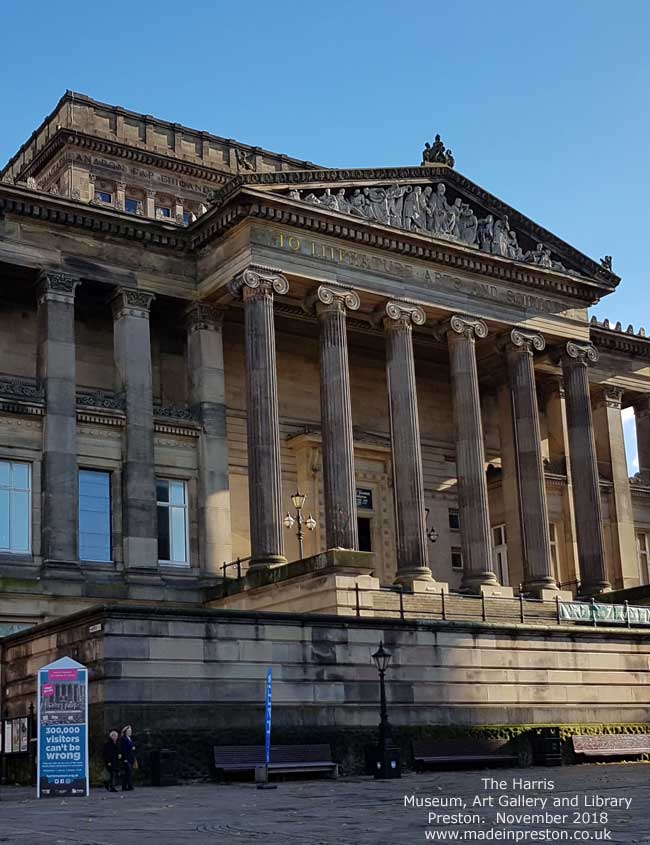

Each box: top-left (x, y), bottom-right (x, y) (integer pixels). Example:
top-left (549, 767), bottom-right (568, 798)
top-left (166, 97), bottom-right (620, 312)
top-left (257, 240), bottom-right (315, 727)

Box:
top-left (1, 763), bottom-right (649, 845)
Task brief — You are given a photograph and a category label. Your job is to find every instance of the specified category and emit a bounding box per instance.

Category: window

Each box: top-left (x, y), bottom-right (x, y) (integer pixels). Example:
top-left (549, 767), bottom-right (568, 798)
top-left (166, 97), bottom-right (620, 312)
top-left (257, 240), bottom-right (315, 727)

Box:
top-left (492, 524), bottom-right (508, 586)
top-left (156, 206), bottom-right (171, 219)
top-left (0, 460), bottom-right (31, 553)
top-left (182, 210), bottom-right (194, 226)
top-left (549, 523), bottom-right (560, 580)
top-left (357, 517), bottom-right (372, 552)
top-left (78, 470), bottom-right (112, 562)
top-left (448, 508), bottom-right (460, 531)
top-left (157, 479), bottom-right (188, 565)
top-left (637, 531), bottom-right (650, 585)
top-left (451, 547), bottom-right (463, 570)
top-left (125, 197), bottom-right (140, 215)
top-left (96, 191), bottom-right (112, 204)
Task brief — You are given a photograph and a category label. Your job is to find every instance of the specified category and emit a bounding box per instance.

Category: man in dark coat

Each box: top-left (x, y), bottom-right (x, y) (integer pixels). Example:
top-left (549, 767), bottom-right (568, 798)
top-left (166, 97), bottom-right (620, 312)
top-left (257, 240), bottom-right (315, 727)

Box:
top-left (102, 730), bottom-right (120, 792)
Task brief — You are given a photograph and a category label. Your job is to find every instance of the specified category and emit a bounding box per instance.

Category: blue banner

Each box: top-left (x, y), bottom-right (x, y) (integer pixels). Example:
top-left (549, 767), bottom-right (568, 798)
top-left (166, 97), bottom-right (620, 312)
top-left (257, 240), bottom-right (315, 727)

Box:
top-left (264, 668), bottom-right (272, 766)
top-left (37, 657), bottom-right (89, 798)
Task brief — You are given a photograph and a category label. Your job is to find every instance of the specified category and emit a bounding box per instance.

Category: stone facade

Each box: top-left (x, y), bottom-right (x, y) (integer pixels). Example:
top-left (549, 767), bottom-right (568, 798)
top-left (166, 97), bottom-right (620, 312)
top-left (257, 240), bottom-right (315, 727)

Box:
top-left (4, 605), bottom-right (650, 777)
top-left (0, 93), bottom-right (649, 634)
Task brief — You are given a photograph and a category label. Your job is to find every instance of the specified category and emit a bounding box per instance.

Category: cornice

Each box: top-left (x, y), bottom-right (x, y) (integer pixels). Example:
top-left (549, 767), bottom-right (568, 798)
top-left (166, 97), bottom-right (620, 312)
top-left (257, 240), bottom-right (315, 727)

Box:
top-left (17, 129), bottom-right (232, 185)
top-left (192, 192), bottom-right (607, 304)
top-left (590, 324), bottom-right (650, 360)
top-left (204, 167), bottom-right (618, 288)
top-left (0, 183), bottom-right (190, 251)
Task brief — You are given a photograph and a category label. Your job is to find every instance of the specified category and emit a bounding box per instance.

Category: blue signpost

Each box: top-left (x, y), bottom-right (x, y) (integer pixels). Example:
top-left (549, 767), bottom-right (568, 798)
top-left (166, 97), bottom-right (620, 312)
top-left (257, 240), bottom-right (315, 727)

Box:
top-left (37, 656), bottom-right (89, 798)
top-left (264, 667), bottom-right (272, 769)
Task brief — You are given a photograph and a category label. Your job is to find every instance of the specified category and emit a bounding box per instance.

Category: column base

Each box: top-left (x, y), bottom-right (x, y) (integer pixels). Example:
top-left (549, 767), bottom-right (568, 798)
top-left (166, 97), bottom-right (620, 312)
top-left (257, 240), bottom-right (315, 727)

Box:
top-left (579, 581), bottom-right (612, 597)
top-left (394, 567), bottom-right (434, 589)
top-left (522, 577), bottom-right (561, 598)
top-left (248, 554), bottom-right (288, 570)
top-left (460, 571), bottom-right (500, 595)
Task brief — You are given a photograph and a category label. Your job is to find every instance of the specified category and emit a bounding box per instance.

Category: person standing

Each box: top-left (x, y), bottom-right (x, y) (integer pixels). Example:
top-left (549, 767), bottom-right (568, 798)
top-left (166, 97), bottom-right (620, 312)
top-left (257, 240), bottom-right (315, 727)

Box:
top-left (102, 730), bottom-right (120, 792)
top-left (119, 725), bottom-right (136, 791)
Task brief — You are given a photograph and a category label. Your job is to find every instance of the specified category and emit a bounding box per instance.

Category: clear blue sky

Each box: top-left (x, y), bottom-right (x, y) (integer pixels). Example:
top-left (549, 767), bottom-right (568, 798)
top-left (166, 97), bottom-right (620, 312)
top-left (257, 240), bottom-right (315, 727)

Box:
top-left (1, 0), bottom-right (648, 466)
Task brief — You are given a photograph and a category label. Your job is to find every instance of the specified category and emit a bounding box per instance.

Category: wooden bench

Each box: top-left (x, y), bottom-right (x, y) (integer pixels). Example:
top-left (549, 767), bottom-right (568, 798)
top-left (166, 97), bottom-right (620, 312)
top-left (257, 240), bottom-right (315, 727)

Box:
top-left (572, 734), bottom-right (650, 760)
top-left (412, 737), bottom-right (517, 771)
top-left (213, 744), bottom-right (339, 780)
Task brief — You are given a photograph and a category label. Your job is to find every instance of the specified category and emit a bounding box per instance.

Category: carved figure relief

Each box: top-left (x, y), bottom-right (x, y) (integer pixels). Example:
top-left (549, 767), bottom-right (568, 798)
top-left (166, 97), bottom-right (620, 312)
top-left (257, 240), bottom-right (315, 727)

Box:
top-left (285, 182), bottom-right (573, 273)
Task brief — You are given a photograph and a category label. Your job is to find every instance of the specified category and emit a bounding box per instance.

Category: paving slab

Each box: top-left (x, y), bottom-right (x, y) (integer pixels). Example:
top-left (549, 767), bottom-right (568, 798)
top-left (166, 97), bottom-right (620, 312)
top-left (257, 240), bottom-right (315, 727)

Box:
top-left (1, 763), bottom-right (649, 845)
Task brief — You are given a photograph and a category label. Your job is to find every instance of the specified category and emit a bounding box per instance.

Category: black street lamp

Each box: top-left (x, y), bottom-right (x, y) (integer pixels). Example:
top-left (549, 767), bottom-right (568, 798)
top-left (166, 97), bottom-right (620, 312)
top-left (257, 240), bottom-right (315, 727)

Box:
top-left (425, 508), bottom-right (439, 544)
top-left (283, 490), bottom-right (316, 560)
top-left (371, 641), bottom-right (400, 779)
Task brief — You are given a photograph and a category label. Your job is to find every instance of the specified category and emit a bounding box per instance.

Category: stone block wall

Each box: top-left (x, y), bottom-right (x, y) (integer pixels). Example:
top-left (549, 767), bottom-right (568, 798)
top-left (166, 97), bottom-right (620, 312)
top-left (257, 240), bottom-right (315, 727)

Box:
top-left (3, 605), bottom-right (650, 779)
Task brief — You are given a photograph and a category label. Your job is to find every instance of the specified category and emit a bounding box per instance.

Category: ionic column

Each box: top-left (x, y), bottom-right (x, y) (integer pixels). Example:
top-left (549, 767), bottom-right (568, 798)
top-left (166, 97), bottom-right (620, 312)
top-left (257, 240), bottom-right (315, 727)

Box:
top-left (306, 285), bottom-right (360, 551)
top-left (185, 303), bottom-right (232, 575)
top-left (111, 287), bottom-right (158, 568)
top-left (593, 386), bottom-right (637, 588)
top-left (37, 271), bottom-right (81, 563)
top-left (560, 341), bottom-right (609, 594)
top-left (442, 315), bottom-right (498, 592)
top-left (634, 395), bottom-right (650, 483)
top-left (381, 301), bottom-right (432, 585)
top-left (229, 266), bottom-right (288, 569)
top-left (502, 329), bottom-right (555, 594)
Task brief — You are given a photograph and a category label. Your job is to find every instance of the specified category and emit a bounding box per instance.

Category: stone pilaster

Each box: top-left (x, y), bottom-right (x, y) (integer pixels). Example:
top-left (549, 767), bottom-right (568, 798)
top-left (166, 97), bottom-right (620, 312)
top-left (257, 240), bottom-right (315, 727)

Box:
top-left (185, 303), bottom-right (232, 576)
top-left (37, 271), bottom-right (81, 563)
top-left (381, 301), bottom-right (432, 586)
top-left (306, 285), bottom-right (360, 551)
top-left (111, 287), bottom-right (158, 569)
top-left (230, 266), bottom-right (288, 569)
top-left (502, 329), bottom-right (555, 595)
top-left (593, 386), bottom-right (638, 588)
top-left (560, 341), bottom-right (610, 594)
top-left (634, 395), bottom-right (650, 483)
top-left (443, 315), bottom-right (498, 592)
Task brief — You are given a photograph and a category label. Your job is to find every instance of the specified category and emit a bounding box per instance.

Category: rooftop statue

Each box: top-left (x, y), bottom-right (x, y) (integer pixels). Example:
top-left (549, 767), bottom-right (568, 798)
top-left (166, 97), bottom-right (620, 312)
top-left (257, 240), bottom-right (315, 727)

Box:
top-left (421, 134), bottom-right (455, 168)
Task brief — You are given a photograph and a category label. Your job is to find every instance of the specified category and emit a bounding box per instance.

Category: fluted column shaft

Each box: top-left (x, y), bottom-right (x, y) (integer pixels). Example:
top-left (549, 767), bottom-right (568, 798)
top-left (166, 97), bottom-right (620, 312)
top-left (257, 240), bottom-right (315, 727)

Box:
top-left (112, 287), bottom-right (158, 568)
top-left (382, 301), bottom-right (432, 585)
top-left (504, 329), bottom-right (555, 593)
top-left (37, 272), bottom-right (81, 563)
top-left (231, 266), bottom-right (288, 569)
top-left (186, 303), bottom-right (232, 575)
top-left (634, 396), bottom-right (650, 482)
top-left (309, 286), bottom-right (359, 550)
top-left (561, 341), bottom-right (609, 594)
top-left (445, 315), bottom-right (497, 592)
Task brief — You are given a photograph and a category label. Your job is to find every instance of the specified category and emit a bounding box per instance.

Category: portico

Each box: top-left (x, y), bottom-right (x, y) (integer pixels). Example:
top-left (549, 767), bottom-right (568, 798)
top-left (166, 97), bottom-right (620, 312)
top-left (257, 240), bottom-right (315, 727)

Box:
top-left (0, 94), bottom-right (648, 629)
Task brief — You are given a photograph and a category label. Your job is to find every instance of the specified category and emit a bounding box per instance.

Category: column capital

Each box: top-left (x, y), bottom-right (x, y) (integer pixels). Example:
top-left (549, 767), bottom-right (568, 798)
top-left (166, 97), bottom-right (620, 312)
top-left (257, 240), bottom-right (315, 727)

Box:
top-left (376, 300), bottom-right (426, 330)
top-left (304, 284), bottom-right (360, 316)
top-left (184, 301), bottom-right (225, 333)
top-left (633, 394), bottom-right (650, 419)
top-left (557, 340), bottom-right (599, 367)
top-left (438, 314), bottom-right (488, 342)
top-left (229, 264), bottom-right (289, 301)
top-left (111, 287), bottom-right (155, 320)
top-left (595, 385), bottom-right (624, 410)
top-left (37, 271), bottom-right (81, 304)
top-left (499, 327), bottom-right (546, 356)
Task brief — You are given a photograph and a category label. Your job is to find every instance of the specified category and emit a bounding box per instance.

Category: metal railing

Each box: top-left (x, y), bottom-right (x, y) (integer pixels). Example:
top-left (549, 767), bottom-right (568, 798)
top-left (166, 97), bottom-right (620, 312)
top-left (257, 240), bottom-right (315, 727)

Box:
top-left (353, 585), bottom-right (650, 630)
top-left (220, 556), bottom-right (252, 581)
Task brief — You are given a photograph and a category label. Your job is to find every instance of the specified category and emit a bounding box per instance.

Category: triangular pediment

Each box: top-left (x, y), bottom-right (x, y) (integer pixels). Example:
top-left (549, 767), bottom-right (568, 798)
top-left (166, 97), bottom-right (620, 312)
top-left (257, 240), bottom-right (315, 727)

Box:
top-left (211, 166), bottom-right (617, 287)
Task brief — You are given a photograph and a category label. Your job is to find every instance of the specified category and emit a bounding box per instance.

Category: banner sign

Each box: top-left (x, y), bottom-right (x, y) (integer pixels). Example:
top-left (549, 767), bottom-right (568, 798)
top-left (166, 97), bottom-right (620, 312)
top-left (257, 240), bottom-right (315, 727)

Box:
top-left (264, 667), bottom-right (272, 766)
top-left (37, 657), bottom-right (89, 798)
top-left (559, 601), bottom-right (650, 626)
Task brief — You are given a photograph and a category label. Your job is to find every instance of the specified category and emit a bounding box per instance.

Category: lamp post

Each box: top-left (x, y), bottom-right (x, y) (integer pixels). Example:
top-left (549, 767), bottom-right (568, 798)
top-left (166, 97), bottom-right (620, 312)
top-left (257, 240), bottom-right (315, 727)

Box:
top-left (425, 508), bottom-right (439, 544)
top-left (283, 491), bottom-right (316, 560)
top-left (371, 641), bottom-right (400, 779)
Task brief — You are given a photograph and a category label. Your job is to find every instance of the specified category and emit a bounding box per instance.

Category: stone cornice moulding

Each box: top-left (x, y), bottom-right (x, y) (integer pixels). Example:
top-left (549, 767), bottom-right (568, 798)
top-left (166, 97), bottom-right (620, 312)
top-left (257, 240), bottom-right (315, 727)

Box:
top-left (204, 168), bottom-right (617, 287)
top-left (591, 325), bottom-right (650, 361)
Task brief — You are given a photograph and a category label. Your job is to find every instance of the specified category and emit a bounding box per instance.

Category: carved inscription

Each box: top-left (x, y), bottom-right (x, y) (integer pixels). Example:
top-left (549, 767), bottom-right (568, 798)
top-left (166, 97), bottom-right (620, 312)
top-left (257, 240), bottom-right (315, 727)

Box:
top-left (256, 228), bottom-right (569, 317)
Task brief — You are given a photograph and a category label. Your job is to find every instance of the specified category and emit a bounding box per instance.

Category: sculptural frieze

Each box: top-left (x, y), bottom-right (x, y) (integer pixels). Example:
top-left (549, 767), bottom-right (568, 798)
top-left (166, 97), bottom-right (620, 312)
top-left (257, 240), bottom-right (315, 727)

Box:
top-left (283, 182), bottom-right (574, 275)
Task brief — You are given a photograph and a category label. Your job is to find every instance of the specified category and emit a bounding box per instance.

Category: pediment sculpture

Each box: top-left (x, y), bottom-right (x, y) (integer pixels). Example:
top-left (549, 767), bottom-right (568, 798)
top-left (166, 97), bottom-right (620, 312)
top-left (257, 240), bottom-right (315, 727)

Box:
top-left (285, 182), bottom-right (574, 275)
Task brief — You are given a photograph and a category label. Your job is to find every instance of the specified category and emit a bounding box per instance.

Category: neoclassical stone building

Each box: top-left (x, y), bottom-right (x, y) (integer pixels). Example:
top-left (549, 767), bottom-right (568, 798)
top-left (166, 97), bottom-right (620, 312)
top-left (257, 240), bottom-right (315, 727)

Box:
top-left (1, 91), bottom-right (650, 633)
